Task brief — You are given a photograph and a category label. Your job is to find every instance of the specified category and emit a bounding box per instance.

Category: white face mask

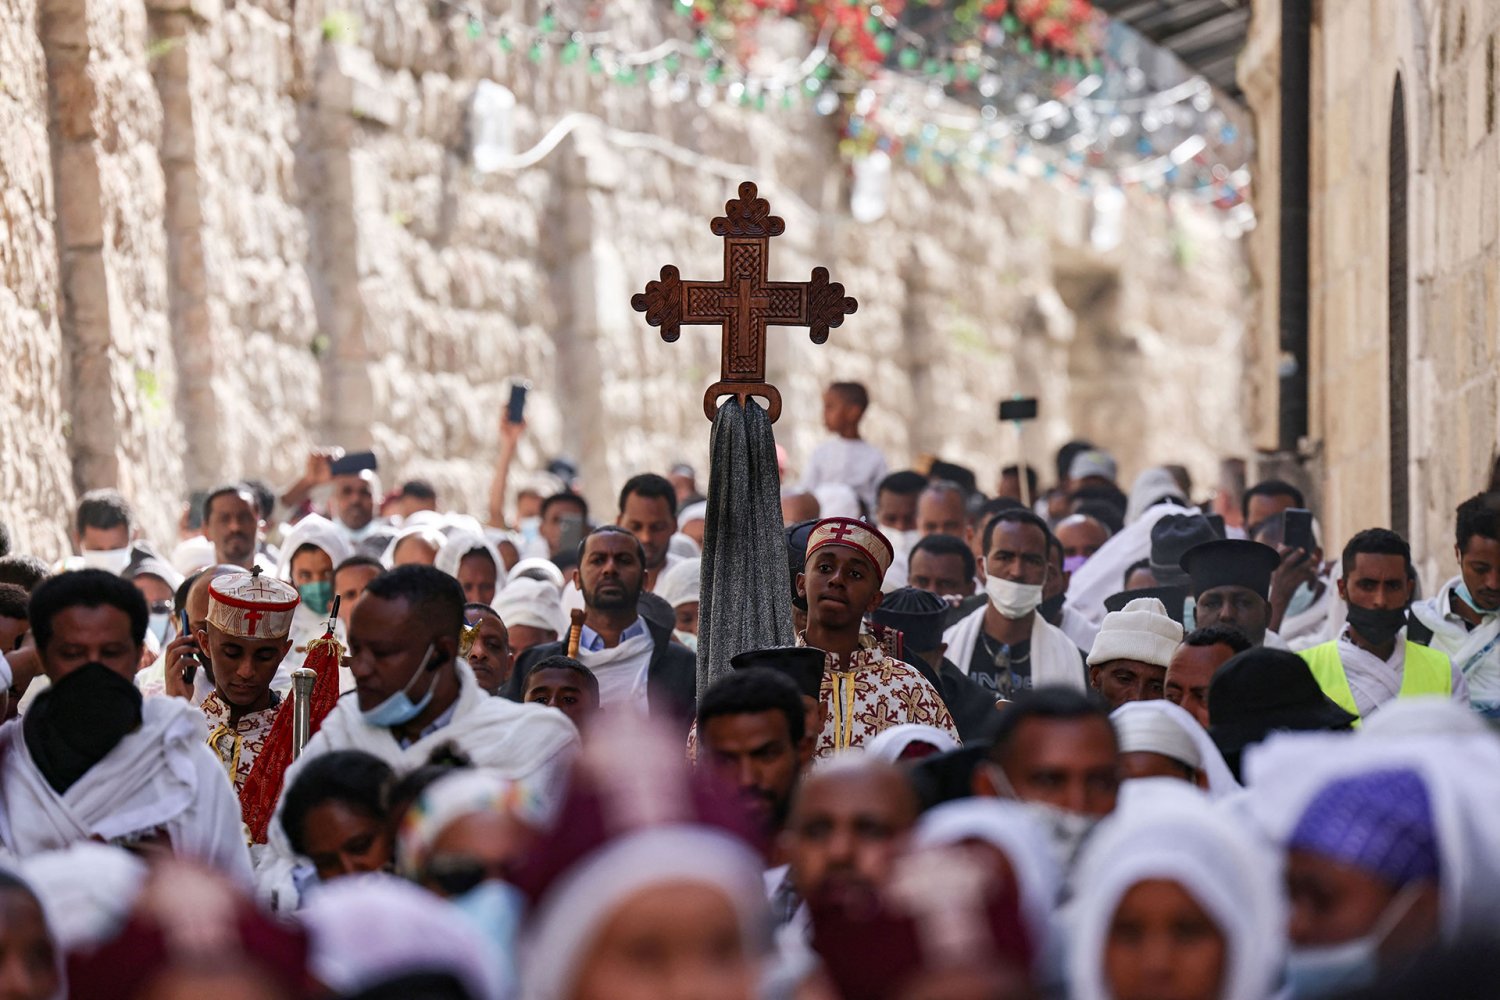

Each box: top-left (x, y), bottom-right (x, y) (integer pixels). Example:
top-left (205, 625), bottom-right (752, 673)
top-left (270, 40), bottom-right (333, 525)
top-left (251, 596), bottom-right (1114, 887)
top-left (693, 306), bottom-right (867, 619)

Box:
top-left (985, 576), bottom-right (1044, 620)
top-left (986, 764), bottom-right (1099, 869)
top-left (673, 629), bottom-right (699, 653)
top-left (882, 528), bottom-right (921, 562)
top-left (147, 613), bottom-right (173, 648)
top-left (80, 546), bottom-right (132, 575)
top-left (1285, 883), bottom-right (1423, 998)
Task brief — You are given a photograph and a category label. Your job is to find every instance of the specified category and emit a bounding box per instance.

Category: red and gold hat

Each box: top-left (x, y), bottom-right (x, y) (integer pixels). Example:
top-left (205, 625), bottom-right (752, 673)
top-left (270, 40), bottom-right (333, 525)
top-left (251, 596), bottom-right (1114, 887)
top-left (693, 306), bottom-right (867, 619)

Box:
top-left (805, 517), bottom-right (895, 580)
top-left (207, 569), bottom-right (299, 640)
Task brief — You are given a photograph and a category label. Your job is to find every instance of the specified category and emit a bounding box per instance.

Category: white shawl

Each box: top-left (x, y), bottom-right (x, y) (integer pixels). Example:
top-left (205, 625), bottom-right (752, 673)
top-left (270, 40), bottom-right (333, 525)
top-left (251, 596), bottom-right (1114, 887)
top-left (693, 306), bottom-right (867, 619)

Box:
top-left (943, 606), bottom-right (1086, 691)
top-left (1064, 503), bottom-right (1193, 626)
top-left (0, 697), bottom-right (252, 885)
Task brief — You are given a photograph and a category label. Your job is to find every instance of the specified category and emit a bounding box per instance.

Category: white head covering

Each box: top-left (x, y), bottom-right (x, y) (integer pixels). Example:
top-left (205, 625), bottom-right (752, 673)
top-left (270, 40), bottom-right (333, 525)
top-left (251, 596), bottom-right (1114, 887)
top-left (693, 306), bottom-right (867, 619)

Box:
top-left (508, 557), bottom-right (566, 590)
top-left (521, 826), bottom-right (768, 1000)
top-left (1244, 729), bottom-right (1500, 941)
top-left (1109, 700), bottom-right (1240, 799)
top-left (1065, 503), bottom-right (1193, 626)
top-left (18, 843), bottom-right (147, 953)
top-left (492, 577), bottom-right (567, 636)
top-left (812, 483), bottom-right (862, 519)
top-left (677, 500), bottom-right (708, 530)
top-left (434, 530), bottom-right (508, 589)
top-left (397, 770), bottom-right (548, 878)
top-left (380, 526), bottom-right (449, 568)
top-left (913, 798), bottom-right (1061, 973)
top-left (1067, 779), bottom-right (1286, 1000)
top-left (865, 723), bottom-right (961, 762)
top-left (1124, 467), bottom-right (1188, 525)
top-left (169, 534), bottom-right (217, 576)
top-left (1359, 698), bottom-right (1491, 741)
top-left (655, 558), bottom-right (700, 610)
top-left (300, 873), bottom-right (501, 1000)
top-left (1086, 597), bottom-right (1183, 668)
top-left (275, 514), bottom-right (354, 582)
top-left (667, 533), bottom-right (702, 560)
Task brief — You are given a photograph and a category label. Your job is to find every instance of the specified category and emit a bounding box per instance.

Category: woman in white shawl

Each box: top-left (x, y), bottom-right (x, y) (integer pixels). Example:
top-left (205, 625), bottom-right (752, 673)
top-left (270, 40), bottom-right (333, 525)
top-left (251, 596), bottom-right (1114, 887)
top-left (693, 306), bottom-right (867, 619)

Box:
top-left (435, 530), bottom-right (508, 607)
top-left (1066, 779), bottom-right (1286, 1000)
top-left (522, 826), bottom-right (770, 1000)
top-left (1110, 700), bottom-right (1240, 800)
top-left (276, 514), bottom-right (353, 646)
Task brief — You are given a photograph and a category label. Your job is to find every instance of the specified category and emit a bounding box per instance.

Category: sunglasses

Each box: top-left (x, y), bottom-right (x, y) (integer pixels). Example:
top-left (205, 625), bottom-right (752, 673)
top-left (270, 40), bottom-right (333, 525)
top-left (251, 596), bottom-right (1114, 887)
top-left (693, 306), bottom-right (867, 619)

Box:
top-left (421, 855), bottom-right (515, 897)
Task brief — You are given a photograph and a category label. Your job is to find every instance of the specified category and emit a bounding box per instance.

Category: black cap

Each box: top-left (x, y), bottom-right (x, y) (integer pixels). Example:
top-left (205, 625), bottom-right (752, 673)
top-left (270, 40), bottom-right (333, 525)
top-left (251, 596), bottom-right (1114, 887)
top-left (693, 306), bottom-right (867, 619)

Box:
top-left (1207, 648), bottom-right (1357, 764)
top-left (1150, 515), bottom-right (1218, 585)
top-left (1179, 539), bottom-right (1281, 600)
top-left (1104, 585), bottom-right (1189, 625)
top-left (786, 519), bottom-right (819, 612)
top-left (730, 646), bottom-right (826, 700)
top-left (868, 588), bottom-right (948, 653)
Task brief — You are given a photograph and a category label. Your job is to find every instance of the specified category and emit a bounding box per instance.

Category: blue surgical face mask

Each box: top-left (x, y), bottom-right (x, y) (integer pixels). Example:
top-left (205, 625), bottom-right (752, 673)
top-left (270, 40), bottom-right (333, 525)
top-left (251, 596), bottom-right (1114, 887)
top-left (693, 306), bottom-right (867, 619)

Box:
top-left (1456, 578), bottom-right (1500, 617)
top-left (452, 880), bottom-right (525, 993)
top-left (1285, 581), bottom-right (1319, 620)
top-left (361, 643), bottom-right (442, 727)
top-left (518, 516), bottom-right (542, 545)
top-left (1285, 883), bottom-right (1421, 998)
top-left (298, 580), bottom-right (334, 617)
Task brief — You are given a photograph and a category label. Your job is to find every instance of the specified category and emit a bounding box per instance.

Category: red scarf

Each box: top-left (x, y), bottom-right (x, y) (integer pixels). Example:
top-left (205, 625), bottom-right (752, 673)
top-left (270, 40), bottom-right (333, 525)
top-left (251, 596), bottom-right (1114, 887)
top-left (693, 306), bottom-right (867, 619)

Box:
top-left (239, 631), bottom-right (343, 844)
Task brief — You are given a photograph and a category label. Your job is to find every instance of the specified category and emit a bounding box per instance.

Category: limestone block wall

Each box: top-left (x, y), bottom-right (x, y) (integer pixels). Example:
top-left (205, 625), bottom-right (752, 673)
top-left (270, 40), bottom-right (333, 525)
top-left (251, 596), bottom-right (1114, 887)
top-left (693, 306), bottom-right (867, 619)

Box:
top-left (1242, 0), bottom-right (1499, 582)
top-left (0, 0), bottom-right (1252, 557)
top-left (0, 0), bottom-right (73, 556)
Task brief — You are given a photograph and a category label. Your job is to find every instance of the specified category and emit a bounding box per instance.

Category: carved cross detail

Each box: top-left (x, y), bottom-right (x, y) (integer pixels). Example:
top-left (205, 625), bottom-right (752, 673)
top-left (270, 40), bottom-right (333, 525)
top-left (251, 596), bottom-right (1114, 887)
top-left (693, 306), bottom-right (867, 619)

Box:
top-left (632, 181), bottom-right (858, 422)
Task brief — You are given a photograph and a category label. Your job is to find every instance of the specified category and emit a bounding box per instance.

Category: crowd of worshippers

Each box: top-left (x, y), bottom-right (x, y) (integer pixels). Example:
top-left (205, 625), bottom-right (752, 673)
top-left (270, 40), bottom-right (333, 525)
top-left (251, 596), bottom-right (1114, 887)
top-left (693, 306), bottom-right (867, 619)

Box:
top-left (0, 380), bottom-right (1498, 998)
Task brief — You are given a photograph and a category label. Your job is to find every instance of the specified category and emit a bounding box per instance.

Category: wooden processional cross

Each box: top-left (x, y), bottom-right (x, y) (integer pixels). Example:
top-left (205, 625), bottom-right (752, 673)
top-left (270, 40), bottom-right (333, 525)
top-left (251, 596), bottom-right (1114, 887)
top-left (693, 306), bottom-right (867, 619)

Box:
top-left (631, 182), bottom-right (858, 422)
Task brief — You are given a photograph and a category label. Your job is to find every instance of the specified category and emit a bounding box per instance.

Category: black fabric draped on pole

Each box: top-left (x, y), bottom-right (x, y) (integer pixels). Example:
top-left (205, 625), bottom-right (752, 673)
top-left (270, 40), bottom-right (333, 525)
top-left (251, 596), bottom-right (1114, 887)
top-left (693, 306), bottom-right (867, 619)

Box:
top-left (697, 397), bottom-right (796, 699)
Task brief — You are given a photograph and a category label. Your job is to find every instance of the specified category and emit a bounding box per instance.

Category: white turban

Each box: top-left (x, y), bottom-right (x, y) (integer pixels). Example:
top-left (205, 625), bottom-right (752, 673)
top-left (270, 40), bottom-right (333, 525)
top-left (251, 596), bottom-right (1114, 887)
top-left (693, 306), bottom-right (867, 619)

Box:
top-left (1110, 700), bottom-right (1240, 799)
top-left (434, 530), bottom-right (507, 588)
top-left (1086, 597), bottom-right (1183, 668)
top-left (492, 577), bottom-right (567, 637)
top-left (655, 558), bottom-right (700, 609)
top-left (677, 500), bottom-right (708, 530)
top-left (521, 827), bottom-right (768, 1000)
top-left (1067, 779), bottom-right (1286, 1000)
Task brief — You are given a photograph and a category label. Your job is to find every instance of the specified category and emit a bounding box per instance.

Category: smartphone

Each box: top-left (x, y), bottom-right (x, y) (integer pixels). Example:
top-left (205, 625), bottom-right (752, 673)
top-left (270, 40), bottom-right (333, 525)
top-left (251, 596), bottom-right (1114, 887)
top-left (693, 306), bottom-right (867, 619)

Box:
top-left (329, 450), bottom-right (378, 477)
top-left (177, 609), bottom-right (199, 685)
top-left (1284, 508), bottom-right (1315, 553)
top-left (998, 397), bottom-right (1039, 423)
top-left (1205, 513), bottom-right (1226, 538)
top-left (507, 381), bottom-right (530, 425)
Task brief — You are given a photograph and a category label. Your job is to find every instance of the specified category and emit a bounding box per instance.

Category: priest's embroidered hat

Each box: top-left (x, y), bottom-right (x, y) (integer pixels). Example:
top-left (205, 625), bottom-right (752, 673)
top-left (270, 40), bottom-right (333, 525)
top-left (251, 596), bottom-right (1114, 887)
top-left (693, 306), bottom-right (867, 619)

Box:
top-left (207, 569), bottom-right (299, 640)
top-left (805, 517), bottom-right (895, 580)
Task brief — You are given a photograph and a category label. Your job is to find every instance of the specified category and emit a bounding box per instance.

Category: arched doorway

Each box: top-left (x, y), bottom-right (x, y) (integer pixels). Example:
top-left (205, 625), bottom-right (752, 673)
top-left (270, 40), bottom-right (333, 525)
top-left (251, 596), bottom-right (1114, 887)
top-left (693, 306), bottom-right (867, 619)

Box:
top-left (1388, 75), bottom-right (1410, 538)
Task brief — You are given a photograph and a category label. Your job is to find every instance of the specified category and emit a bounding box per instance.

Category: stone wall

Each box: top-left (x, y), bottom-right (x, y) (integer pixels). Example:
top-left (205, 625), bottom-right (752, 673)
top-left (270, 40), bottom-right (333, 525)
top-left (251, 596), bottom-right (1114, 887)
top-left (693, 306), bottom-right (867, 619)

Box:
top-left (0, 0), bottom-right (1252, 558)
top-left (1241, 0), bottom-right (1499, 584)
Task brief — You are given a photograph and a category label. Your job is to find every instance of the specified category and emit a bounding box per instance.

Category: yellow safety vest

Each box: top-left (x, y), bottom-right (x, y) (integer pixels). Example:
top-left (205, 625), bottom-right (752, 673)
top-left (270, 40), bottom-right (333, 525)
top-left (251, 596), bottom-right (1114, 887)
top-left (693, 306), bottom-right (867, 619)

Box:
top-left (1299, 640), bottom-right (1452, 722)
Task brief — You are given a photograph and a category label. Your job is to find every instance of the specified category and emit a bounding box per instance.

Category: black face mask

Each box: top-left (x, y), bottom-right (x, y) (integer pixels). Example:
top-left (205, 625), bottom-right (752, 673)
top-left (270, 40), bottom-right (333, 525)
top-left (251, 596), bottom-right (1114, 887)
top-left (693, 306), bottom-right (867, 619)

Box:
top-left (24, 662), bottom-right (143, 794)
top-left (1039, 592), bottom-right (1067, 623)
top-left (1345, 604), bottom-right (1409, 648)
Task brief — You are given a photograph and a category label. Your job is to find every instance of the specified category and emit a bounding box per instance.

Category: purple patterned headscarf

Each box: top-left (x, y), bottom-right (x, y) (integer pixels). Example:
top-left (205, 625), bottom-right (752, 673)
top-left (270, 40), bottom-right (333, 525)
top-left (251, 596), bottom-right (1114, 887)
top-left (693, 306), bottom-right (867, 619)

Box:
top-left (1287, 768), bottom-right (1440, 886)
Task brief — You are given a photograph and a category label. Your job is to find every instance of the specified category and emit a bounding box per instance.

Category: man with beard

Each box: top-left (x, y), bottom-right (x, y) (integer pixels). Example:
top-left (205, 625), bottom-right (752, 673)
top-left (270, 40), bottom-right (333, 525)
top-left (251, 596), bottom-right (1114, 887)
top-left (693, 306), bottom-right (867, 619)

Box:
top-left (511, 526), bottom-right (695, 727)
top-left (0, 571), bottom-right (250, 880)
top-left (782, 755), bottom-right (918, 930)
top-left (1300, 529), bottom-right (1466, 721)
top-left (202, 485), bottom-right (266, 572)
top-left (697, 668), bottom-right (810, 848)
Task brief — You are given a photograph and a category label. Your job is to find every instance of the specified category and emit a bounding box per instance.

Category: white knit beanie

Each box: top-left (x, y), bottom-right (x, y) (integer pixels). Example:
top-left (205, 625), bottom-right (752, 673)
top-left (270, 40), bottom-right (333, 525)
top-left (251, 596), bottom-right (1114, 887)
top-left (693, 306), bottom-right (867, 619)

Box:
top-left (1086, 597), bottom-right (1183, 668)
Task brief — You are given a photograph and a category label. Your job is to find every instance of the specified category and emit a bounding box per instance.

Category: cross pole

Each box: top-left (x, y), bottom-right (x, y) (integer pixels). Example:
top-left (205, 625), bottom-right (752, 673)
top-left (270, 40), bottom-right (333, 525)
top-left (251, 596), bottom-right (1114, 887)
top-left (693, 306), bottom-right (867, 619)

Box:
top-left (631, 181), bottom-right (858, 422)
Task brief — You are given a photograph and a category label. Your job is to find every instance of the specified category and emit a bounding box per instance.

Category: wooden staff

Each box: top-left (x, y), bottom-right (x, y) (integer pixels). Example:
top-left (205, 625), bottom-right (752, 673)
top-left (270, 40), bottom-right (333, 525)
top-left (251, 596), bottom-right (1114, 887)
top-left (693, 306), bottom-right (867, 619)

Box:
top-left (566, 608), bottom-right (586, 658)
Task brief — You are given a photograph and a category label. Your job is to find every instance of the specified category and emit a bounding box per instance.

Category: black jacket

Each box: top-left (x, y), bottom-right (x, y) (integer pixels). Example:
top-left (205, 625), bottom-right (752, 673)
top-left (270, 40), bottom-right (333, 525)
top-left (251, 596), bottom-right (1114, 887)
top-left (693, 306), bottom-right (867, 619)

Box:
top-left (507, 617), bottom-right (698, 731)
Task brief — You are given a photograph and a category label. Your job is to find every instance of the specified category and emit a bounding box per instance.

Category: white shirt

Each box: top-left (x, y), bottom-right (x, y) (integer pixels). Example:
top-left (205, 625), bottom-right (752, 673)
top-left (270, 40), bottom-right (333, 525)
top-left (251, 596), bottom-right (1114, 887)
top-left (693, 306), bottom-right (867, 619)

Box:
top-left (1412, 577), bottom-right (1500, 716)
top-left (1335, 626), bottom-right (1468, 719)
top-left (800, 438), bottom-right (888, 513)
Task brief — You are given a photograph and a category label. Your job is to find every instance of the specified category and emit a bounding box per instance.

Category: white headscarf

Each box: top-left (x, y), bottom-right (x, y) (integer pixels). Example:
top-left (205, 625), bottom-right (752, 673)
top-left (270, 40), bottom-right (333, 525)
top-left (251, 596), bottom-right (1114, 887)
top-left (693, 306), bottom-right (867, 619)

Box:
top-left (1124, 468), bottom-right (1188, 525)
top-left (1244, 729), bottom-right (1500, 942)
top-left (1066, 779), bottom-right (1286, 1000)
top-left (434, 530), bottom-right (508, 589)
top-left (521, 826), bottom-right (768, 1000)
top-left (300, 873), bottom-right (501, 1000)
top-left (492, 577), bottom-right (568, 636)
top-left (655, 558), bottom-right (701, 610)
top-left (275, 513), bottom-right (354, 582)
top-left (380, 526), bottom-right (449, 569)
top-left (864, 723), bottom-right (961, 762)
top-left (913, 798), bottom-right (1061, 974)
top-left (1110, 700), bottom-right (1240, 799)
top-left (17, 842), bottom-right (145, 954)
top-left (508, 557), bottom-right (566, 590)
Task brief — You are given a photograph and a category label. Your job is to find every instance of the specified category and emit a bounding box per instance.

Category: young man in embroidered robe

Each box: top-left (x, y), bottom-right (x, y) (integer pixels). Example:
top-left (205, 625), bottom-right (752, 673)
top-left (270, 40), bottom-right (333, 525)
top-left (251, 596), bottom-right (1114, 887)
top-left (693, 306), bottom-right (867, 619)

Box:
top-left (796, 517), bottom-right (958, 757)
